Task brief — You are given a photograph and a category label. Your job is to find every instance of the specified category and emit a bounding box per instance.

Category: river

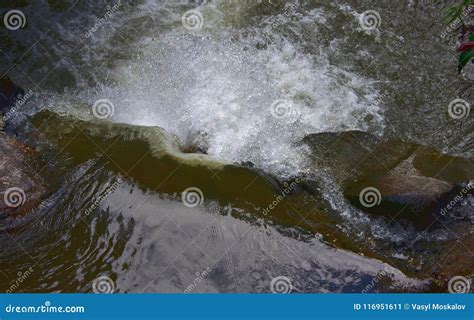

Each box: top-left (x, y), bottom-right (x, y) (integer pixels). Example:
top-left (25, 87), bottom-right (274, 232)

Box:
top-left (0, 0), bottom-right (472, 293)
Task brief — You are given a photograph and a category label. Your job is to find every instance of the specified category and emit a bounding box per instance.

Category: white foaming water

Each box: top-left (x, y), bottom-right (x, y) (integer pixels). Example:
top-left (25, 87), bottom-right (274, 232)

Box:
top-left (71, 2), bottom-right (384, 177)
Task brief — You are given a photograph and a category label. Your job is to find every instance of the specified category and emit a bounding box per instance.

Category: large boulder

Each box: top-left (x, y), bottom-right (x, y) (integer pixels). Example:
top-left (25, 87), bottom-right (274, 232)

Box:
top-left (303, 131), bottom-right (473, 228)
top-left (0, 132), bottom-right (45, 217)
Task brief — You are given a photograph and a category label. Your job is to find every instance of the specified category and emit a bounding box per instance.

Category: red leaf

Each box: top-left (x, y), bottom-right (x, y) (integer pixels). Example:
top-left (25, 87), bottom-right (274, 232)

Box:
top-left (457, 41), bottom-right (474, 52)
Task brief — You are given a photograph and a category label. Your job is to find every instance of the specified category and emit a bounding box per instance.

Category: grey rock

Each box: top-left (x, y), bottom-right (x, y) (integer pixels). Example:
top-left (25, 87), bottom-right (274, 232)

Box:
top-left (303, 131), bottom-right (473, 228)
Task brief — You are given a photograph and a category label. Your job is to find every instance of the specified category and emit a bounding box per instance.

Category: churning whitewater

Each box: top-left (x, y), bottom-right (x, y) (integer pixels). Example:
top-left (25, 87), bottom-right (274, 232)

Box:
top-left (43, 0), bottom-right (384, 177)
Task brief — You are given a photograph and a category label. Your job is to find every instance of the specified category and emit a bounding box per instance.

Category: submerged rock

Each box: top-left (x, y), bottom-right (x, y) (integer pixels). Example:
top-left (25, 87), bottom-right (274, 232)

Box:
top-left (303, 131), bottom-right (473, 228)
top-left (0, 132), bottom-right (45, 217)
top-left (29, 110), bottom-right (289, 212)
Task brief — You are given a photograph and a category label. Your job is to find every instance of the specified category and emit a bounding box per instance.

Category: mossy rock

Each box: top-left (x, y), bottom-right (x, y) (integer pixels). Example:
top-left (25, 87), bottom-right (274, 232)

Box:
top-left (304, 131), bottom-right (473, 228)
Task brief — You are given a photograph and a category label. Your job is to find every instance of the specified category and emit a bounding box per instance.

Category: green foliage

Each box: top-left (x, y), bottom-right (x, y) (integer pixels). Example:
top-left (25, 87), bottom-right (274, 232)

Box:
top-left (458, 47), bottom-right (474, 73)
top-left (457, 32), bottom-right (474, 73)
top-left (446, 1), bottom-right (474, 73)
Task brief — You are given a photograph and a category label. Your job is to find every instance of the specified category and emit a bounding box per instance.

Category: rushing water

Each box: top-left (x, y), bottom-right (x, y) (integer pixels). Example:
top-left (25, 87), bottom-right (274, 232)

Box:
top-left (0, 0), bottom-right (472, 292)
